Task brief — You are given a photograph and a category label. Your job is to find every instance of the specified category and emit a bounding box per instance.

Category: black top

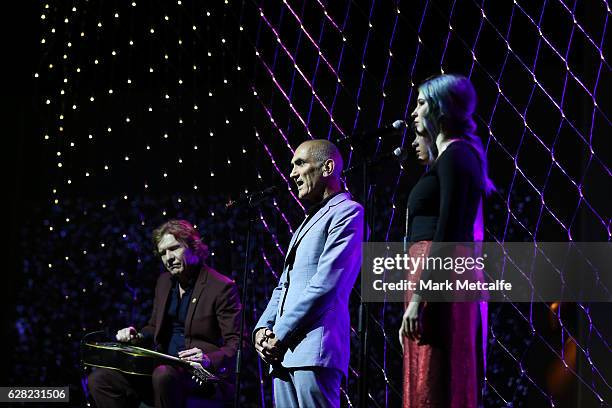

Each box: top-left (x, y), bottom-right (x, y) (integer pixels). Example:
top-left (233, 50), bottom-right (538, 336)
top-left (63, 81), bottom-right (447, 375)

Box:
top-left (407, 140), bottom-right (483, 243)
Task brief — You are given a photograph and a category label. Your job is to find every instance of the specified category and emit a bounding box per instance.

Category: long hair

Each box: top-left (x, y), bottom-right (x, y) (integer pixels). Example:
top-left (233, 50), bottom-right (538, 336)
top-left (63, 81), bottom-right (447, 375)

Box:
top-left (418, 74), bottom-right (495, 195)
top-left (152, 220), bottom-right (209, 265)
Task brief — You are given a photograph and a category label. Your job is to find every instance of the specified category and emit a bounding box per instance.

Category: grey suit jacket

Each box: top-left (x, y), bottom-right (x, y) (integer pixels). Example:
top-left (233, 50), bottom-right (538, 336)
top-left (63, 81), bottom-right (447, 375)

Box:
top-left (254, 192), bottom-right (364, 376)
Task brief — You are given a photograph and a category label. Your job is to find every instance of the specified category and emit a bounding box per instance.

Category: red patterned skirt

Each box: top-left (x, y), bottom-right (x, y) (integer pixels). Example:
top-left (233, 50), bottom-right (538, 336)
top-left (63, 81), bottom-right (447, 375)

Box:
top-left (402, 240), bottom-right (485, 408)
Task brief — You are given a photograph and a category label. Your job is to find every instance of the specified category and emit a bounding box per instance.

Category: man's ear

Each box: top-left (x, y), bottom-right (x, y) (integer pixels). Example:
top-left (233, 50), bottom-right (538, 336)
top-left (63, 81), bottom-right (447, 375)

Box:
top-left (322, 159), bottom-right (335, 177)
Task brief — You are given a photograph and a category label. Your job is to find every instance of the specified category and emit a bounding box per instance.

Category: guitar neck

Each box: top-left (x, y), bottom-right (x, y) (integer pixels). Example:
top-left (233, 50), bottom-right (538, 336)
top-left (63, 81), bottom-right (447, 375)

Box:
top-left (129, 345), bottom-right (183, 363)
top-left (82, 342), bottom-right (220, 384)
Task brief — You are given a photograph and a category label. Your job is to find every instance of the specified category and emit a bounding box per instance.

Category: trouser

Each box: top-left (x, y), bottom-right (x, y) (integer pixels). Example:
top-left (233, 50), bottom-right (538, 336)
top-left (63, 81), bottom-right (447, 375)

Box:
top-left (87, 365), bottom-right (225, 408)
top-left (272, 367), bottom-right (342, 408)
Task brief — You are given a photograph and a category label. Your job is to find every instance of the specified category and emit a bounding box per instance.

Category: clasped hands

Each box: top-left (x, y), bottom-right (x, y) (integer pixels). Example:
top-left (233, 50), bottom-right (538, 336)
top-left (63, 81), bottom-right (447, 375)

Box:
top-left (254, 328), bottom-right (285, 364)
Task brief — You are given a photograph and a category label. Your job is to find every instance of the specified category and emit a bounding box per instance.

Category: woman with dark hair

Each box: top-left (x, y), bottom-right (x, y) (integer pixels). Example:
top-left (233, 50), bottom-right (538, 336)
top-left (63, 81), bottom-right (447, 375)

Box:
top-left (398, 74), bottom-right (492, 408)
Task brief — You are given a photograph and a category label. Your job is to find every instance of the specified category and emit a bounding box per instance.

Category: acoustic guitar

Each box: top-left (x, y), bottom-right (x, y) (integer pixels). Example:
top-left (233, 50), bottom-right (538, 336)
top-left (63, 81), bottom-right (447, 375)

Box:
top-left (81, 341), bottom-right (218, 386)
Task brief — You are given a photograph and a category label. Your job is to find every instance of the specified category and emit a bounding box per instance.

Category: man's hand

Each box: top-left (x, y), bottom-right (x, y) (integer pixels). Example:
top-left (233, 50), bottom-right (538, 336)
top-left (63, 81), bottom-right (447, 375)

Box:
top-left (254, 328), bottom-right (273, 362)
top-left (116, 326), bottom-right (142, 344)
top-left (178, 348), bottom-right (211, 368)
top-left (254, 328), bottom-right (285, 364)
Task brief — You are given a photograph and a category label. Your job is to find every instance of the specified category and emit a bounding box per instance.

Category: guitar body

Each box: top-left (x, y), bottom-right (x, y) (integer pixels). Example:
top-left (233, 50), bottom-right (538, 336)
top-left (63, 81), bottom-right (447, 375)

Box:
top-left (81, 342), bottom-right (217, 386)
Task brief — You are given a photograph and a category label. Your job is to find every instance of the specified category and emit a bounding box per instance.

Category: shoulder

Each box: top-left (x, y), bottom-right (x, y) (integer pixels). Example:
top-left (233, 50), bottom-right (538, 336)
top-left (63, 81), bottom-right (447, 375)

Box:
top-left (152, 272), bottom-right (172, 294)
top-left (445, 140), bottom-right (478, 160)
top-left (329, 194), bottom-right (364, 225)
top-left (333, 193), bottom-right (363, 211)
top-left (332, 194), bottom-right (363, 216)
top-left (156, 272), bottom-right (172, 285)
top-left (204, 266), bottom-right (237, 288)
top-left (437, 141), bottom-right (480, 174)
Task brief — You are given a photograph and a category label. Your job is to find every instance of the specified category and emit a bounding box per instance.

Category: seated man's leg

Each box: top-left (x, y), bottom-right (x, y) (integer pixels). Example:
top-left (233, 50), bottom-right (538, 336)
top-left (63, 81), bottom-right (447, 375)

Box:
top-left (88, 368), bottom-right (142, 408)
top-left (273, 369), bottom-right (299, 408)
top-left (292, 367), bottom-right (342, 408)
top-left (152, 365), bottom-right (189, 408)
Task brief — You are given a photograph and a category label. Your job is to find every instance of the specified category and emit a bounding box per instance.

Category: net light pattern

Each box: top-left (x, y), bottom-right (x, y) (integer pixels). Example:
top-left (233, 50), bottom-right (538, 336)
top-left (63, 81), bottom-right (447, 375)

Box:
top-left (243, 1), bottom-right (610, 405)
top-left (23, 0), bottom-right (610, 407)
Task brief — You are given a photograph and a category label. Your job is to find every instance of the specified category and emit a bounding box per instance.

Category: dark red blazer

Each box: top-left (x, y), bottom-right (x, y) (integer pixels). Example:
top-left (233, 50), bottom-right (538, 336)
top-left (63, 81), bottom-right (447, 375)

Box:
top-left (140, 265), bottom-right (242, 376)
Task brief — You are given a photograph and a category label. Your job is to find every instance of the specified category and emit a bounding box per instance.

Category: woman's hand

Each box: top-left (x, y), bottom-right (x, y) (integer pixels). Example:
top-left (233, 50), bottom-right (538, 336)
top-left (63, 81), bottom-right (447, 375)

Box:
top-left (399, 293), bottom-right (423, 350)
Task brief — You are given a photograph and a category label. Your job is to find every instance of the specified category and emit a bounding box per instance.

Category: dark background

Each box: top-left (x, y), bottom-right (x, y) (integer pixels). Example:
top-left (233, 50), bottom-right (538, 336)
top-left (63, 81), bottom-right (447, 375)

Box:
top-left (5, 0), bottom-right (610, 407)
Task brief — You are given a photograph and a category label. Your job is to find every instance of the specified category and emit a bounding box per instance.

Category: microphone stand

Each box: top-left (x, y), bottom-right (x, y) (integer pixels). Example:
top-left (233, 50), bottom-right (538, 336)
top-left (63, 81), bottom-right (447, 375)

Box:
top-left (343, 146), bottom-right (404, 407)
top-left (234, 207), bottom-right (252, 408)
top-left (229, 189), bottom-right (277, 408)
top-left (343, 147), bottom-right (380, 408)
top-left (358, 158), bottom-right (372, 408)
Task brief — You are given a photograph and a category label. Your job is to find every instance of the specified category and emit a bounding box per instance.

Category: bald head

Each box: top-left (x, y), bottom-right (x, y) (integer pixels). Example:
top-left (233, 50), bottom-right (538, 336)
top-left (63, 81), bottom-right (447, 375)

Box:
top-left (301, 139), bottom-right (344, 177)
top-left (290, 139), bottom-right (344, 202)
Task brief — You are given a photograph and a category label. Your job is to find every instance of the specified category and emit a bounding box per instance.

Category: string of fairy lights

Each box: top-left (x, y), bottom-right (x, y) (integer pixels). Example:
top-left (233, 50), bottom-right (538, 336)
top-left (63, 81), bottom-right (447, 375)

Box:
top-left (29, 0), bottom-right (610, 406)
top-left (35, 0), bottom-right (241, 331)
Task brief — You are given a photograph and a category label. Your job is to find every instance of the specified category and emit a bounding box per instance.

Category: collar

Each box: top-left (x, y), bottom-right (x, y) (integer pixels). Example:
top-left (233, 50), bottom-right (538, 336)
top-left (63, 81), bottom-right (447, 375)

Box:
top-left (305, 190), bottom-right (345, 216)
top-left (170, 268), bottom-right (199, 290)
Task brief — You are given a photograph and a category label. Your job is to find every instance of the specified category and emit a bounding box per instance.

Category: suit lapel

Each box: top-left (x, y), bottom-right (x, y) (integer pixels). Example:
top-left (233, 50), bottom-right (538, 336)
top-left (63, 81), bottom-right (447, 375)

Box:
top-left (283, 193), bottom-right (349, 266)
top-left (285, 220), bottom-right (304, 258)
top-left (155, 275), bottom-right (172, 341)
top-left (185, 266), bottom-right (208, 335)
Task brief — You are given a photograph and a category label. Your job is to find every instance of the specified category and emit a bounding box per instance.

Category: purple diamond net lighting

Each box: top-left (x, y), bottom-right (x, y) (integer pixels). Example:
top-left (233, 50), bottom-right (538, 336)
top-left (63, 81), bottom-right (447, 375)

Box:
top-left (12, 0), bottom-right (610, 407)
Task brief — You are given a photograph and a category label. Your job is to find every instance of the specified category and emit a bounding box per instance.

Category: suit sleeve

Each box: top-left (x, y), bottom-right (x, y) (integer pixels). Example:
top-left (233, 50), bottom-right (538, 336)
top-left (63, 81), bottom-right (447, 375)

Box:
top-left (252, 269), bottom-right (287, 343)
top-left (273, 204), bottom-right (364, 344)
top-left (207, 281), bottom-right (242, 371)
top-left (140, 275), bottom-right (162, 345)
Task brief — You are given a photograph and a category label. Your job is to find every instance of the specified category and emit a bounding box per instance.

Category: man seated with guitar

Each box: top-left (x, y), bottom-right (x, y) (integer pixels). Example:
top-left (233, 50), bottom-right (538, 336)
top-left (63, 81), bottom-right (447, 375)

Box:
top-left (87, 219), bottom-right (242, 408)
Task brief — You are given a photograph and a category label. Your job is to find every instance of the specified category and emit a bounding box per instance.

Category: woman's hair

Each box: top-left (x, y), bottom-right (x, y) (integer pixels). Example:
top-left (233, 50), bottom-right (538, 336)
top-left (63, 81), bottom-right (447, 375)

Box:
top-left (418, 74), bottom-right (495, 195)
top-left (152, 219), bottom-right (209, 264)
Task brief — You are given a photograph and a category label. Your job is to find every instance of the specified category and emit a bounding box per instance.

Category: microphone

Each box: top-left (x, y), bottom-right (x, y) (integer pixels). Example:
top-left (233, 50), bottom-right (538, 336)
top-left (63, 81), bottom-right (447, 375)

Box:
top-left (371, 146), bottom-right (409, 165)
top-left (337, 120), bottom-right (407, 144)
top-left (342, 146), bottom-right (408, 176)
top-left (225, 185), bottom-right (282, 209)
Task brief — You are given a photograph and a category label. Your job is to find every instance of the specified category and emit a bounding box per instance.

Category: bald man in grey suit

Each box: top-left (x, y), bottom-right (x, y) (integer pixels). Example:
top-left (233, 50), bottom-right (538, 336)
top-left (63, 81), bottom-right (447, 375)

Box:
top-left (253, 140), bottom-right (364, 407)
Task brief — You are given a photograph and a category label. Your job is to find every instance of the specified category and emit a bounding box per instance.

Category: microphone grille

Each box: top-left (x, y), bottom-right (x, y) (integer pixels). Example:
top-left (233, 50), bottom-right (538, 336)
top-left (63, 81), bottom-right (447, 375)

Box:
top-left (393, 147), bottom-right (409, 161)
top-left (392, 120), bottom-right (406, 129)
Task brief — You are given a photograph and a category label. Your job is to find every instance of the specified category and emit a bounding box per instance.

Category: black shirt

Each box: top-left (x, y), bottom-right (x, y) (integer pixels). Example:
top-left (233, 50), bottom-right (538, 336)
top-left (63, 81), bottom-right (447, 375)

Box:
top-left (407, 140), bottom-right (483, 243)
top-left (165, 278), bottom-right (194, 356)
top-left (304, 190), bottom-right (344, 217)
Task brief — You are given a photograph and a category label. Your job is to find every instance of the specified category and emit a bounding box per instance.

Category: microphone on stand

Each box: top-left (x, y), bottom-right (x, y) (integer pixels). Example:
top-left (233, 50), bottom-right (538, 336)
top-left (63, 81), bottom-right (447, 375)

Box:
top-left (390, 146), bottom-right (409, 162)
top-left (225, 185), bottom-right (283, 209)
top-left (370, 146), bottom-right (409, 166)
top-left (336, 120), bottom-right (407, 144)
top-left (342, 146), bottom-right (408, 176)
